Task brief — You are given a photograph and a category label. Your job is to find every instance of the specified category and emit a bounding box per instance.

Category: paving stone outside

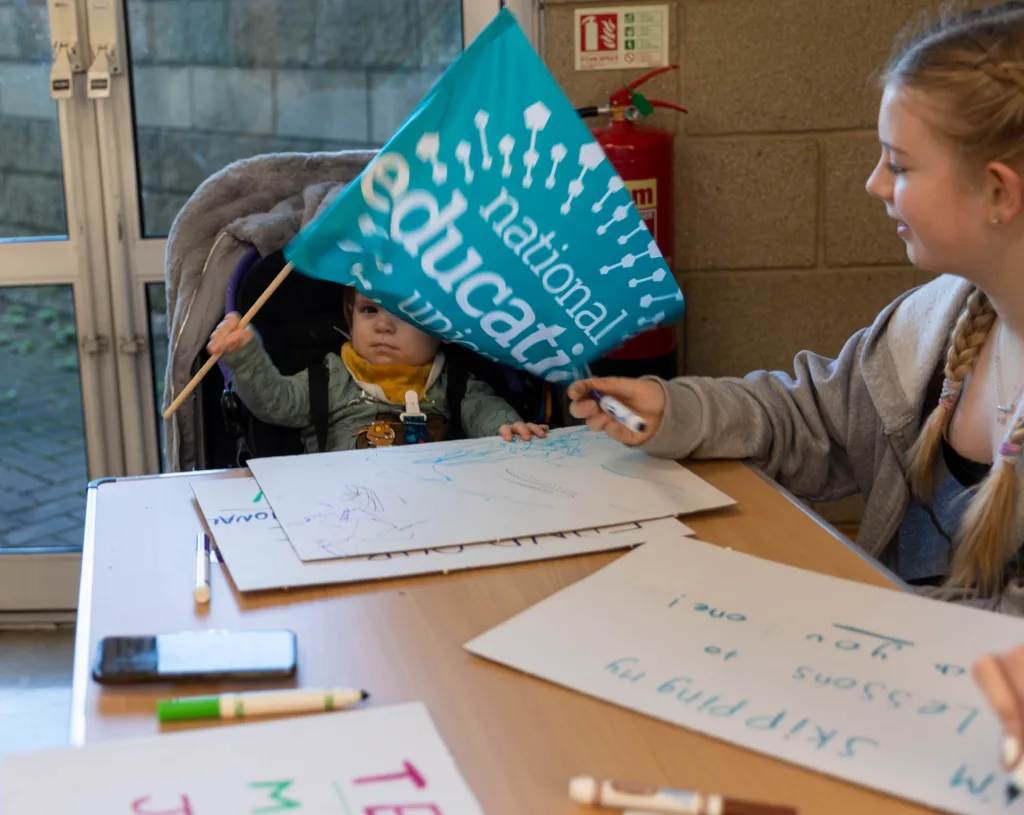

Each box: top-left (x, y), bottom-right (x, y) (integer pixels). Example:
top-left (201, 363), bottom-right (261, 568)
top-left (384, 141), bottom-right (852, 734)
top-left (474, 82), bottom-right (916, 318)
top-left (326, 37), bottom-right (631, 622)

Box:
top-left (0, 287), bottom-right (87, 551)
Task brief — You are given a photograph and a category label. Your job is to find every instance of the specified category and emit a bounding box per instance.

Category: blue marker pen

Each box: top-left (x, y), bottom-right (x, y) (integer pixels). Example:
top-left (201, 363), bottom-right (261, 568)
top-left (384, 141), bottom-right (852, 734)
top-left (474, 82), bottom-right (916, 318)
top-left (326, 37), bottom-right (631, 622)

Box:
top-left (591, 389), bottom-right (647, 434)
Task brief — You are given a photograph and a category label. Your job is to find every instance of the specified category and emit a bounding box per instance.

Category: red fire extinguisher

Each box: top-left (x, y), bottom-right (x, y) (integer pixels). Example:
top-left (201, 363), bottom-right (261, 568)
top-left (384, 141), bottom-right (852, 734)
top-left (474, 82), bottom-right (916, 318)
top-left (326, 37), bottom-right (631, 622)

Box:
top-left (578, 65), bottom-right (687, 381)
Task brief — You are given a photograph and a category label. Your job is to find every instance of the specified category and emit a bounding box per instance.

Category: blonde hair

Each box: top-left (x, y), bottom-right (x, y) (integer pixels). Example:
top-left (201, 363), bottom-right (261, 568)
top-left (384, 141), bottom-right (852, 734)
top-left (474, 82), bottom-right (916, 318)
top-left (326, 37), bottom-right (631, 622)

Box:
top-left (890, 3), bottom-right (1024, 596)
top-left (884, 1), bottom-right (1024, 173)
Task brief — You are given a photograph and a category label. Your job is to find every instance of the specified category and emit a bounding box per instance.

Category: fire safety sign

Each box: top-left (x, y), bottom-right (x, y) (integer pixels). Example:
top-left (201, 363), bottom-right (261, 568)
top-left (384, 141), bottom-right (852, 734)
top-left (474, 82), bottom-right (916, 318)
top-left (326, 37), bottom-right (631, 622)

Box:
top-left (573, 5), bottom-right (669, 72)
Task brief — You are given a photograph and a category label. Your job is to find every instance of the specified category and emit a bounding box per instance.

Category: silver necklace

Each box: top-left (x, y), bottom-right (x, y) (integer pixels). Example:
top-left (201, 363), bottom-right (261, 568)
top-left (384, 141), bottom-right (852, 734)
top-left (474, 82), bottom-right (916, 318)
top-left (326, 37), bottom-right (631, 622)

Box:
top-left (995, 322), bottom-right (1024, 423)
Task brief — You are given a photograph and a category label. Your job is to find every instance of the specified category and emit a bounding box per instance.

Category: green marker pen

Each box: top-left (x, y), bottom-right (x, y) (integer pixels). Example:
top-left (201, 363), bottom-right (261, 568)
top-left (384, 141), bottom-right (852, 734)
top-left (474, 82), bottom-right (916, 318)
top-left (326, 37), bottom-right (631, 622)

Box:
top-left (157, 687), bottom-right (369, 722)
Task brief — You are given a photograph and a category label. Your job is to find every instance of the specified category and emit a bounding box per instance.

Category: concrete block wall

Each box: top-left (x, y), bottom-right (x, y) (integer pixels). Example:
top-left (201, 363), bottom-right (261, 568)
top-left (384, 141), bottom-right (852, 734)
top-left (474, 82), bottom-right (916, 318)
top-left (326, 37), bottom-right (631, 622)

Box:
top-left (541, 0), bottom-right (964, 526)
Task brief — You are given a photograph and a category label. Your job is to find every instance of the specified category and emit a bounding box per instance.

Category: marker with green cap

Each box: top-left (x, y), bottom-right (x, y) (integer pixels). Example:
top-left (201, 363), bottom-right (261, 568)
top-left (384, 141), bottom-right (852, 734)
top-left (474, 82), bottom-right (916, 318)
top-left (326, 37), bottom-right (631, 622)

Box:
top-left (157, 687), bottom-right (369, 723)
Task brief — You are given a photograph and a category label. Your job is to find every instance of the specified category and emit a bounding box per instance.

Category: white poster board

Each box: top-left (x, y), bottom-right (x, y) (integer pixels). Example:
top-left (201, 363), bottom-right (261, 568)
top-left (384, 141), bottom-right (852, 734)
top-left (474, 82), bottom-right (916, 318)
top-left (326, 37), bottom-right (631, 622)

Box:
top-left (191, 477), bottom-right (692, 592)
top-left (248, 427), bottom-right (733, 562)
top-left (0, 702), bottom-right (485, 814)
top-left (465, 533), bottom-right (1024, 815)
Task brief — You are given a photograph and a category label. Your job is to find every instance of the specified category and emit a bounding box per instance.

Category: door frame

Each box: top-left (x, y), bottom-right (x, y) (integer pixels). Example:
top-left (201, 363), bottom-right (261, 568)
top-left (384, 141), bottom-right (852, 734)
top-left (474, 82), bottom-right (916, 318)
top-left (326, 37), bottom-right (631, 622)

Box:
top-left (0, 43), bottom-right (123, 614)
top-left (0, 99), bottom-right (123, 481)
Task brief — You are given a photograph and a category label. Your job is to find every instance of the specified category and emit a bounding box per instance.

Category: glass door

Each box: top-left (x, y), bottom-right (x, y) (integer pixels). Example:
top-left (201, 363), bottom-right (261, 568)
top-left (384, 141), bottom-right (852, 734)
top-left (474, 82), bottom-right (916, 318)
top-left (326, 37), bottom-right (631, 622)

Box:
top-left (100, 0), bottom-right (529, 476)
top-left (0, 0), bottom-right (539, 613)
top-left (0, 0), bottom-right (124, 612)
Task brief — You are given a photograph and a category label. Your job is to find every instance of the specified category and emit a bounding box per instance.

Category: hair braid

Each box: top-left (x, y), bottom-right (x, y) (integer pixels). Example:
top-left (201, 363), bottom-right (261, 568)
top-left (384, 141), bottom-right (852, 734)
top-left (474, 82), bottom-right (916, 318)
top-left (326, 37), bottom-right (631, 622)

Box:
top-left (949, 415), bottom-right (1024, 594)
top-left (907, 289), bottom-right (995, 498)
top-left (976, 59), bottom-right (1024, 90)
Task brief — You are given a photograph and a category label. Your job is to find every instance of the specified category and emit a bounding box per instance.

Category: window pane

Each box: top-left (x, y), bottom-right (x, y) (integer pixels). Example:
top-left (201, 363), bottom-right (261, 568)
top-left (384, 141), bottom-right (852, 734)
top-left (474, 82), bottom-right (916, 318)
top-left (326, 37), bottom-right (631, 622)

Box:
top-left (0, 285), bottom-right (86, 551)
top-left (127, 0), bottom-right (463, 238)
top-left (145, 282), bottom-right (168, 471)
top-left (0, 0), bottom-right (68, 239)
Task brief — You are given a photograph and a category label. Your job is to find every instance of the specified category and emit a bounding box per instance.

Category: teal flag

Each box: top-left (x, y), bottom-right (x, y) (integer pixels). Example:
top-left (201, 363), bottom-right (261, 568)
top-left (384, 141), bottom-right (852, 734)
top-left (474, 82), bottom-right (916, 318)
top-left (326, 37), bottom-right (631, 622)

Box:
top-left (283, 8), bottom-right (684, 384)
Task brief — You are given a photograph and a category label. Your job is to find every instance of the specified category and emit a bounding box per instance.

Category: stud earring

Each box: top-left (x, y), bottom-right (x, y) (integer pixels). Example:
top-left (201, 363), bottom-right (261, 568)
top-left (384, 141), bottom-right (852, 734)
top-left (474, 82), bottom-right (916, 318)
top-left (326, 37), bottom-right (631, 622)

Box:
top-left (992, 217), bottom-right (1002, 225)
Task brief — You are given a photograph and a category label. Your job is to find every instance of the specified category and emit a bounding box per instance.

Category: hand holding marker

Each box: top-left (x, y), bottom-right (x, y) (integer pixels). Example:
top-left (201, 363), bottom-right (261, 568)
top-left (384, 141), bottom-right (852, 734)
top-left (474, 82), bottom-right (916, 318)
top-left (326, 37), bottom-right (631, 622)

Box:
top-left (970, 651), bottom-right (1024, 804)
top-left (567, 377), bottom-right (665, 443)
top-left (591, 388), bottom-right (648, 434)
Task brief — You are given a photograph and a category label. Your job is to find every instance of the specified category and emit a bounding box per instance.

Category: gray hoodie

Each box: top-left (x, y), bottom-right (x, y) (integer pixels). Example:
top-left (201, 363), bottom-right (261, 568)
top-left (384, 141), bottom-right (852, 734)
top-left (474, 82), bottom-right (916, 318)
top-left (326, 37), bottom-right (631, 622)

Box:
top-left (640, 274), bottom-right (1024, 615)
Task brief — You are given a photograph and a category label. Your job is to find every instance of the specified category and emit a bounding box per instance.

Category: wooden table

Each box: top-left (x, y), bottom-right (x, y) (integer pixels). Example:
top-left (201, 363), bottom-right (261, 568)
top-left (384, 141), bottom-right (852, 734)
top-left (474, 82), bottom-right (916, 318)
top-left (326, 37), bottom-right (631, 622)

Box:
top-left (71, 461), bottom-right (932, 815)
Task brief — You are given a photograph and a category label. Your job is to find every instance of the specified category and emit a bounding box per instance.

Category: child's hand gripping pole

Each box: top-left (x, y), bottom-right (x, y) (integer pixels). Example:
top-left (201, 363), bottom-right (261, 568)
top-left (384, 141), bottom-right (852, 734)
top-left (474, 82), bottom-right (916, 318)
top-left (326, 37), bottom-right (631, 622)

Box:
top-left (162, 261), bottom-right (295, 420)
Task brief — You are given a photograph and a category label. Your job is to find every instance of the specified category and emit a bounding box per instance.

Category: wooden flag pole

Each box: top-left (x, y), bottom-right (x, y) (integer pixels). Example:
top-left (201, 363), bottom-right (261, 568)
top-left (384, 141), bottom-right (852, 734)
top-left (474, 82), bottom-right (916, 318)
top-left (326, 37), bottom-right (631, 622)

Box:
top-left (162, 261), bottom-right (296, 420)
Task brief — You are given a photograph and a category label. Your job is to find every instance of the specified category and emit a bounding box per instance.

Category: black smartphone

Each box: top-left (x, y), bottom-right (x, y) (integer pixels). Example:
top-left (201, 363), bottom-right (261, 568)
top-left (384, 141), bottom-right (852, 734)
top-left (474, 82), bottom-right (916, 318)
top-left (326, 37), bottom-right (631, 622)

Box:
top-left (92, 629), bottom-right (297, 685)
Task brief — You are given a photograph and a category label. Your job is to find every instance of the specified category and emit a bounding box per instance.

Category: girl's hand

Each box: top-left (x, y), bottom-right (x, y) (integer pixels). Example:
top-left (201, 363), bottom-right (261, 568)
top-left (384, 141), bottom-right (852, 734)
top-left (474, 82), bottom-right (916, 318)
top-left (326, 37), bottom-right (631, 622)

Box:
top-left (567, 376), bottom-right (666, 446)
top-left (974, 649), bottom-right (1024, 767)
top-left (207, 312), bottom-right (254, 356)
top-left (499, 422), bottom-right (549, 442)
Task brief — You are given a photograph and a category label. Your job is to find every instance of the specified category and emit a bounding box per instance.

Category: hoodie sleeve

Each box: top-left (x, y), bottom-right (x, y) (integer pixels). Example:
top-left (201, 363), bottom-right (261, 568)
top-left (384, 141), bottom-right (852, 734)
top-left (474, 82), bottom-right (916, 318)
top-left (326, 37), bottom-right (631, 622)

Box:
top-left (460, 374), bottom-right (523, 437)
top-left (638, 321), bottom-right (879, 504)
top-left (221, 334), bottom-right (311, 429)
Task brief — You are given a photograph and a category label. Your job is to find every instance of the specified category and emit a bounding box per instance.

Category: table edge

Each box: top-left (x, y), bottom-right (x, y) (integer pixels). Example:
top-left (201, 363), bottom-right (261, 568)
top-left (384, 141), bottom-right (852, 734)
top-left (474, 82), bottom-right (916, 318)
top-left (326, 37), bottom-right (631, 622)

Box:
top-left (743, 462), bottom-right (908, 592)
top-left (70, 479), bottom-right (102, 746)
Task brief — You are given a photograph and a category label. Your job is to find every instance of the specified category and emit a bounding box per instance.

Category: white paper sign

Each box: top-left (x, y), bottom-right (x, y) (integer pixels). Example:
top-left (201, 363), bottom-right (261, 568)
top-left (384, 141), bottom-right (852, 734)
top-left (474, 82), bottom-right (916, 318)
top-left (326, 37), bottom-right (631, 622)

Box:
top-left (466, 534), bottom-right (1024, 815)
top-left (191, 476), bottom-right (693, 592)
top-left (248, 428), bottom-right (733, 562)
top-left (574, 5), bottom-right (670, 71)
top-left (0, 702), bottom-right (486, 814)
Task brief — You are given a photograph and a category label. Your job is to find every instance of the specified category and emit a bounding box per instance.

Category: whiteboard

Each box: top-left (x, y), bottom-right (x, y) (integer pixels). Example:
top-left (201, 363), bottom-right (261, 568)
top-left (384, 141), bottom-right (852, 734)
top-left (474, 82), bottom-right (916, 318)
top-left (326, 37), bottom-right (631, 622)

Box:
top-left (0, 702), bottom-right (486, 814)
top-left (248, 427), bottom-right (734, 561)
top-left (191, 476), bottom-right (693, 592)
top-left (465, 533), bottom-right (1024, 815)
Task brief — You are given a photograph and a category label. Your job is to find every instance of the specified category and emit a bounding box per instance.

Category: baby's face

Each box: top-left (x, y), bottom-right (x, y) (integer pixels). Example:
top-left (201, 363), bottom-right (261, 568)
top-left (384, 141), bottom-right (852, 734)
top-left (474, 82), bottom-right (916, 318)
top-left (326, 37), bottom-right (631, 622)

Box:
top-left (348, 292), bottom-right (440, 367)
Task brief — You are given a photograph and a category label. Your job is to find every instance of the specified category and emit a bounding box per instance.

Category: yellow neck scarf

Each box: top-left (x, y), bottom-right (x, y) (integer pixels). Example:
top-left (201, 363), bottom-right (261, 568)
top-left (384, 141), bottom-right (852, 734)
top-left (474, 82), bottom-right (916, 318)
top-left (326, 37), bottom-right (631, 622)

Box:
top-left (341, 342), bottom-right (433, 405)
